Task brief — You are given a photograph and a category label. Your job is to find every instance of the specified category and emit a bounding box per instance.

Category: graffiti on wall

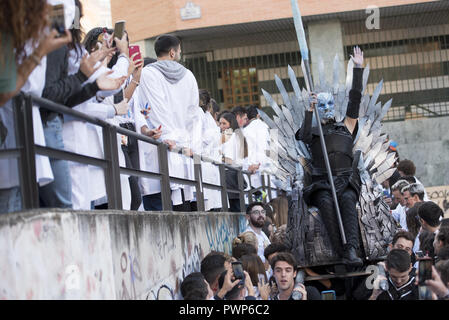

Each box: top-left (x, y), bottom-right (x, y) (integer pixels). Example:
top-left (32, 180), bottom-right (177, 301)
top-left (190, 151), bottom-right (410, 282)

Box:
top-left (145, 243), bottom-right (204, 300)
top-left (118, 250), bottom-right (142, 300)
top-left (426, 185), bottom-right (449, 217)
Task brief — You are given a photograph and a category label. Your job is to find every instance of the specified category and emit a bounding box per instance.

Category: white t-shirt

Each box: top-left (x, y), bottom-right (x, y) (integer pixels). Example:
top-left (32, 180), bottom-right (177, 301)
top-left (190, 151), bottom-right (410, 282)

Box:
top-left (245, 225), bottom-right (271, 263)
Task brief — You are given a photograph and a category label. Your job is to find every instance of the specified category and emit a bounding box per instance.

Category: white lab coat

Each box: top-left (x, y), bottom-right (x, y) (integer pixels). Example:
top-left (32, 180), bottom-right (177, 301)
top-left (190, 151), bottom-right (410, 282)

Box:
top-left (0, 45), bottom-right (53, 190)
top-left (243, 118), bottom-right (271, 190)
top-left (132, 87), bottom-right (161, 197)
top-left (137, 64), bottom-right (199, 205)
top-left (201, 111), bottom-right (222, 210)
top-left (62, 49), bottom-right (130, 209)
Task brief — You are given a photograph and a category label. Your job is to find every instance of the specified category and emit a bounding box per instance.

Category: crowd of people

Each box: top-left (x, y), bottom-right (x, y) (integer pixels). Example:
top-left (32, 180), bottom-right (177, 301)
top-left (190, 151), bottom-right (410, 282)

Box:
top-left (0, 0), bottom-right (276, 214)
top-left (1, 0), bottom-right (448, 301)
top-left (181, 198), bottom-right (449, 300)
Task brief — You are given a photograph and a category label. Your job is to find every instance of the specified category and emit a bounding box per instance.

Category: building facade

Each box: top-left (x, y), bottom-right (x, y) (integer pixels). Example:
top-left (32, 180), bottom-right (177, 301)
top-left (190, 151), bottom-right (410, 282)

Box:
top-left (111, 0), bottom-right (449, 121)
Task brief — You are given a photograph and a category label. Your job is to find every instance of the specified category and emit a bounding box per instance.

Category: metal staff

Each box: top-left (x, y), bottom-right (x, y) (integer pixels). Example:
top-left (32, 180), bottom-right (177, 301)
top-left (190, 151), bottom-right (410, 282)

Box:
top-left (290, 0), bottom-right (347, 245)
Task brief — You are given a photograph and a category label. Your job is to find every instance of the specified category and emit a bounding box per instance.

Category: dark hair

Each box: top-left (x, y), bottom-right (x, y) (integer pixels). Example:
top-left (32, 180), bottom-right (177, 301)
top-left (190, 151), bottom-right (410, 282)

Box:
top-left (154, 34), bottom-right (180, 57)
top-left (211, 99), bottom-right (220, 115)
top-left (181, 272), bottom-right (208, 300)
top-left (262, 217), bottom-right (273, 240)
top-left (418, 201), bottom-right (443, 228)
top-left (0, 0), bottom-right (48, 63)
top-left (437, 221), bottom-right (449, 247)
top-left (264, 242), bottom-right (289, 261)
top-left (246, 105), bottom-right (259, 120)
top-left (83, 27), bottom-right (113, 53)
top-left (419, 229), bottom-right (435, 257)
top-left (270, 252), bottom-right (297, 271)
top-left (232, 243), bottom-right (257, 260)
top-left (218, 112), bottom-right (239, 131)
top-left (401, 175), bottom-right (417, 184)
top-left (386, 249), bottom-right (411, 273)
top-left (144, 57), bottom-right (157, 67)
top-left (232, 106), bottom-right (247, 117)
top-left (68, 0), bottom-right (84, 60)
top-left (436, 259), bottom-right (449, 285)
top-left (392, 230), bottom-right (415, 246)
top-left (200, 254), bottom-right (226, 286)
top-left (246, 202), bottom-right (264, 215)
top-left (397, 160), bottom-right (416, 176)
top-left (388, 169), bottom-right (401, 189)
top-left (437, 246), bottom-right (449, 261)
top-left (218, 270), bottom-right (242, 300)
top-left (263, 203), bottom-right (274, 221)
top-left (406, 202), bottom-right (423, 238)
top-left (199, 89), bottom-right (211, 113)
top-left (240, 254), bottom-right (267, 286)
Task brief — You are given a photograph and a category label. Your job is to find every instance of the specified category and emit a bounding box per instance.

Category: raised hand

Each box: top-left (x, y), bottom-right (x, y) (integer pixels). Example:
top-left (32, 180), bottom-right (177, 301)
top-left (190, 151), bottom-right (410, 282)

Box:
top-left (128, 53), bottom-right (144, 78)
top-left (350, 46), bottom-right (364, 68)
top-left (80, 52), bottom-right (100, 78)
top-left (35, 29), bottom-right (72, 58)
top-left (96, 71), bottom-right (127, 91)
top-left (114, 34), bottom-right (129, 57)
top-left (258, 277), bottom-right (270, 300)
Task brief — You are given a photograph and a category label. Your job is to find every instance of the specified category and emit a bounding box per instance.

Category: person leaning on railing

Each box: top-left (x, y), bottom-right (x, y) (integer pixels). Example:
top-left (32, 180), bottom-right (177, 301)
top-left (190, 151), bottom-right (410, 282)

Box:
top-left (39, 1), bottom-right (127, 209)
top-left (0, 0), bottom-right (73, 214)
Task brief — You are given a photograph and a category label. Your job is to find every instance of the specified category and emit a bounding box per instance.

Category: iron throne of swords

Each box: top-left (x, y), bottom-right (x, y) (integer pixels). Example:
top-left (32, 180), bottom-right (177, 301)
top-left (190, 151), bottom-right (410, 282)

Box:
top-left (258, 56), bottom-right (398, 267)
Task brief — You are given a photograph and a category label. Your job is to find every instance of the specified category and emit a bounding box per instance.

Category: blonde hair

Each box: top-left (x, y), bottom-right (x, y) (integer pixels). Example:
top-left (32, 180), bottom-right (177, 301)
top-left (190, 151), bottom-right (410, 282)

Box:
top-left (232, 231), bottom-right (258, 251)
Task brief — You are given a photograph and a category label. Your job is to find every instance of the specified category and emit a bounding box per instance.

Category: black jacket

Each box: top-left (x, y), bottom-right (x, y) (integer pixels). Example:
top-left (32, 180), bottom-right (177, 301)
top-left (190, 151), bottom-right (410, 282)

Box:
top-left (41, 45), bottom-right (100, 122)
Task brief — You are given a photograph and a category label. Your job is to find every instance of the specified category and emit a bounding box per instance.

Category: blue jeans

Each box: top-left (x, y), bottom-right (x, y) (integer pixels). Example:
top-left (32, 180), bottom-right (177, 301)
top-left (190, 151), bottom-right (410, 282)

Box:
top-left (142, 193), bottom-right (162, 211)
top-left (0, 187), bottom-right (22, 214)
top-left (39, 116), bottom-right (72, 208)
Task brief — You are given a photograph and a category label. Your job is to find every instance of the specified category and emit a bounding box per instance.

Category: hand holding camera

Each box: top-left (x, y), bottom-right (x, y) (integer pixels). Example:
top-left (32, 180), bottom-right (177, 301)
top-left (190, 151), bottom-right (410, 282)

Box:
top-left (35, 29), bottom-right (72, 61)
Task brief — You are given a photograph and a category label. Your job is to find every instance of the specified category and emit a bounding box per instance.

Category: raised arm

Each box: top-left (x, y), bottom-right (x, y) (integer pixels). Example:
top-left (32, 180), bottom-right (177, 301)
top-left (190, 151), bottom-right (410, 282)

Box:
top-left (345, 46), bottom-right (364, 134)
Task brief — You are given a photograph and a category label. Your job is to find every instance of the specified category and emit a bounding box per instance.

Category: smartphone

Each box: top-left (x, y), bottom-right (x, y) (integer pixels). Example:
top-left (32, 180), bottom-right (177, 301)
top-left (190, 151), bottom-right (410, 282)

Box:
top-left (49, 4), bottom-right (66, 36)
top-left (415, 250), bottom-right (425, 259)
top-left (418, 257), bottom-right (433, 285)
top-left (129, 45), bottom-right (142, 62)
top-left (114, 20), bottom-right (126, 42)
top-left (231, 261), bottom-right (245, 285)
top-left (114, 90), bottom-right (124, 104)
top-left (321, 290), bottom-right (336, 300)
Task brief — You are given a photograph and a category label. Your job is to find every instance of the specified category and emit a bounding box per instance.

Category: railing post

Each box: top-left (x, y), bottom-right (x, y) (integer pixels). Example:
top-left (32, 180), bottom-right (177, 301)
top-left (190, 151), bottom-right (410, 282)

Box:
top-left (267, 174), bottom-right (273, 202)
top-left (219, 164), bottom-right (228, 212)
top-left (13, 94), bottom-right (39, 209)
top-left (237, 168), bottom-right (245, 212)
top-left (157, 143), bottom-right (172, 211)
top-left (102, 124), bottom-right (122, 210)
top-left (261, 173), bottom-right (267, 203)
top-left (194, 154), bottom-right (205, 212)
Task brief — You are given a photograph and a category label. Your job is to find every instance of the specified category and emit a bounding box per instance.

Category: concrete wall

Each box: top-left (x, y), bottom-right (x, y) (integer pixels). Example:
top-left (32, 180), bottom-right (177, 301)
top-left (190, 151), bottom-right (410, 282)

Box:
top-left (0, 209), bottom-right (246, 300)
top-left (382, 116), bottom-right (449, 187)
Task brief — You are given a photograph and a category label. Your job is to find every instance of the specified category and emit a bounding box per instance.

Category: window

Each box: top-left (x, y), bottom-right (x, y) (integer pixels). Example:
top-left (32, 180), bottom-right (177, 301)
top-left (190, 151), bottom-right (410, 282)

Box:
top-left (222, 66), bottom-right (260, 109)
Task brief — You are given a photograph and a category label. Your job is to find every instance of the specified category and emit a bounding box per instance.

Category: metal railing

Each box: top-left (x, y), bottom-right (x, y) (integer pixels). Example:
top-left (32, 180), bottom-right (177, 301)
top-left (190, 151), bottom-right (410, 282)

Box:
top-left (0, 93), bottom-right (281, 212)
